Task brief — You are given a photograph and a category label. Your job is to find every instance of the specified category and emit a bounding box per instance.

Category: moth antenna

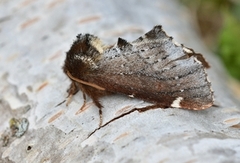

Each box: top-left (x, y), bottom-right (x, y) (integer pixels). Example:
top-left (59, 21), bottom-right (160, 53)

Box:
top-left (66, 71), bottom-right (105, 91)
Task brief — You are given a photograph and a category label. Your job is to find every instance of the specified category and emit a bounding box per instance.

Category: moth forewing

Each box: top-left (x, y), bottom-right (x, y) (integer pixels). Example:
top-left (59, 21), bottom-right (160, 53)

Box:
top-left (63, 25), bottom-right (214, 123)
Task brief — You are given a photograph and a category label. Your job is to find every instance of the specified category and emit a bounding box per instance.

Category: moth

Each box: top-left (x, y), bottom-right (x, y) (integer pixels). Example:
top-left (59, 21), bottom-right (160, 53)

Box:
top-left (63, 25), bottom-right (213, 125)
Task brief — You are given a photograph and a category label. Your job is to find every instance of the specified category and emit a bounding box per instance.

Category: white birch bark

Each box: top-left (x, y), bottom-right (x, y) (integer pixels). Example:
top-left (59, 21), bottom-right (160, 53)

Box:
top-left (0, 0), bottom-right (240, 163)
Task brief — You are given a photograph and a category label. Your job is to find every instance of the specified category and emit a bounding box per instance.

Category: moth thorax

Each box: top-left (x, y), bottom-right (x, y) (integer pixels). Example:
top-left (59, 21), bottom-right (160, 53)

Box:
top-left (73, 54), bottom-right (98, 69)
top-left (89, 36), bottom-right (104, 54)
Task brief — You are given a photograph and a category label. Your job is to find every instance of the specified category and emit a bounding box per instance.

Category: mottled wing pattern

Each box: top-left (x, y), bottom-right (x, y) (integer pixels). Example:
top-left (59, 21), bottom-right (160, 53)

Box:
top-left (88, 26), bottom-right (213, 110)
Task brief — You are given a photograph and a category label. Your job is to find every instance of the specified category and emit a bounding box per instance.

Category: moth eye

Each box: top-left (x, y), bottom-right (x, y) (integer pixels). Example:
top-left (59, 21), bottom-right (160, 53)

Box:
top-left (141, 49), bottom-right (145, 52)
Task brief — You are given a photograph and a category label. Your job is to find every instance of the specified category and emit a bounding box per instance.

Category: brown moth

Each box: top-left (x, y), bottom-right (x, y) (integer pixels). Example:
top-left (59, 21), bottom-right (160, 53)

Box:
top-left (63, 25), bottom-right (214, 125)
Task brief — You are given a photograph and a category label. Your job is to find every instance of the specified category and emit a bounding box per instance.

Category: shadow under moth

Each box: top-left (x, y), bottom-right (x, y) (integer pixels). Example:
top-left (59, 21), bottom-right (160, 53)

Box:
top-left (63, 25), bottom-right (214, 126)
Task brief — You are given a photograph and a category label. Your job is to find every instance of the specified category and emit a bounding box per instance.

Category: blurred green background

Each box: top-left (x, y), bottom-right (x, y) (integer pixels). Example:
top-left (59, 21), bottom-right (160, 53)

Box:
top-left (180, 0), bottom-right (240, 81)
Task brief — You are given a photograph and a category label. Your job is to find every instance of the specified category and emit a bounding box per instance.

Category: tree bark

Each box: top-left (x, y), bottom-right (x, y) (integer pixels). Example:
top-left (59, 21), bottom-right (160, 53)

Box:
top-left (1, 0), bottom-right (240, 163)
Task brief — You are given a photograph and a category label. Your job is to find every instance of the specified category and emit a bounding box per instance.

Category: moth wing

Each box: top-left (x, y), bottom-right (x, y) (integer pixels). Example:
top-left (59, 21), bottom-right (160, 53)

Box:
top-left (89, 26), bottom-right (213, 110)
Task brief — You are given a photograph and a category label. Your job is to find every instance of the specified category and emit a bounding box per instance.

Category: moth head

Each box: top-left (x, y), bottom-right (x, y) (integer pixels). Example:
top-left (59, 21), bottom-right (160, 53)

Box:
top-left (63, 34), bottom-right (104, 77)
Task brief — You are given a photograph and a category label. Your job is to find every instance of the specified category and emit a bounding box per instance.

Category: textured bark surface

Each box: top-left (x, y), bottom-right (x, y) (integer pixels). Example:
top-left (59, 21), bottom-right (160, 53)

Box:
top-left (0, 0), bottom-right (240, 163)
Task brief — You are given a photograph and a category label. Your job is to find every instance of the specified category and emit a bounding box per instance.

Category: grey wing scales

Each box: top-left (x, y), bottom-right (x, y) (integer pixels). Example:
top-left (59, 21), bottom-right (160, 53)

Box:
top-left (89, 25), bottom-right (213, 110)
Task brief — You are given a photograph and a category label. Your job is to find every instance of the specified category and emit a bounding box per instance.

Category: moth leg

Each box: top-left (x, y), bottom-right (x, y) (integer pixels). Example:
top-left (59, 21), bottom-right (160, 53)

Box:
top-left (97, 107), bottom-right (103, 127)
top-left (79, 83), bottom-right (106, 127)
top-left (77, 92), bottom-right (87, 113)
top-left (67, 81), bottom-right (79, 95)
top-left (80, 92), bottom-right (87, 110)
top-left (55, 82), bottom-right (80, 107)
top-left (91, 97), bottom-right (103, 127)
top-left (82, 92), bottom-right (87, 105)
top-left (66, 82), bottom-right (79, 106)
